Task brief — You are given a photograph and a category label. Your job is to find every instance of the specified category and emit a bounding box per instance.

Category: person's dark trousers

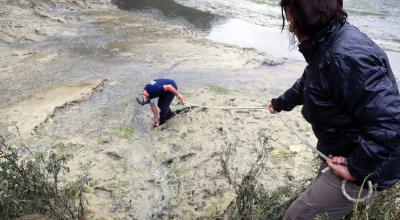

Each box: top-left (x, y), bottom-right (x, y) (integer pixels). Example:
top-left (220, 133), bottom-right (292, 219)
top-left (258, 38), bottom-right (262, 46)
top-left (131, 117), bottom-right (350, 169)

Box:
top-left (158, 92), bottom-right (175, 125)
top-left (284, 161), bottom-right (374, 220)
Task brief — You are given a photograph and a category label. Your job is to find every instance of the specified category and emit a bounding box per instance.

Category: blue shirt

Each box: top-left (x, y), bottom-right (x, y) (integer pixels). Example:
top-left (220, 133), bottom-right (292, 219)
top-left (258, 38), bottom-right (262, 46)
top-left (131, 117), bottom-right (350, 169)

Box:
top-left (144, 79), bottom-right (177, 99)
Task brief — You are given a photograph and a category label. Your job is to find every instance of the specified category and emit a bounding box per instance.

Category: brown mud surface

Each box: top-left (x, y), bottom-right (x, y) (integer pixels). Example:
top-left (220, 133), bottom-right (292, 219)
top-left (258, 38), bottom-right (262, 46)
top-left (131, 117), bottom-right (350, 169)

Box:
top-left (0, 0), bottom-right (315, 219)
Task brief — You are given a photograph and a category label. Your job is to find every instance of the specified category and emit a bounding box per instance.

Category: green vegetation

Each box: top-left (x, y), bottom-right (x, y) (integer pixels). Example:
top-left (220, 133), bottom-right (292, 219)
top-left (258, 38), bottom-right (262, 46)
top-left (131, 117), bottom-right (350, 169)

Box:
top-left (173, 168), bottom-right (185, 178)
top-left (220, 135), bottom-right (400, 219)
top-left (111, 125), bottom-right (135, 139)
top-left (219, 135), bottom-right (309, 219)
top-left (351, 184), bottom-right (400, 220)
top-left (98, 125), bottom-right (135, 144)
top-left (0, 136), bottom-right (90, 219)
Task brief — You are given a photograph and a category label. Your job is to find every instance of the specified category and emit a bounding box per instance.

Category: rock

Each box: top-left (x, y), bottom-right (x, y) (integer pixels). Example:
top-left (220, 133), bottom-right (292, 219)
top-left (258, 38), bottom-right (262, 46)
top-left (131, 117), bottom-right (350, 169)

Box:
top-left (288, 145), bottom-right (304, 153)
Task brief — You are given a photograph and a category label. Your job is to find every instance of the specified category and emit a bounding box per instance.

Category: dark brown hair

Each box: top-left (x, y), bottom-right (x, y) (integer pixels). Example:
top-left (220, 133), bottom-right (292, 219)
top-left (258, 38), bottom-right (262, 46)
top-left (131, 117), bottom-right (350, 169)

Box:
top-left (280, 0), bottom-right (347, 38)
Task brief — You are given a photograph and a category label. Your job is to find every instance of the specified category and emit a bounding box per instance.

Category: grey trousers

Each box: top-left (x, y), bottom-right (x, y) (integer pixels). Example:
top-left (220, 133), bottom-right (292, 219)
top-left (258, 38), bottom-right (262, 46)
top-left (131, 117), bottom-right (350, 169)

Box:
top-left (284, 162), bottom-right (373, 220)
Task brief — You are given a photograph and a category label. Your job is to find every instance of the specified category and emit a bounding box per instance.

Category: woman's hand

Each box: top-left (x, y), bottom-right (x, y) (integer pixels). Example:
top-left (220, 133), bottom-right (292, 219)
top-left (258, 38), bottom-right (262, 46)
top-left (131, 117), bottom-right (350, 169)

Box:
top-left (268, 102), bottom-right (277, 114)
top-left (327, 155), bottom-right (356, 181)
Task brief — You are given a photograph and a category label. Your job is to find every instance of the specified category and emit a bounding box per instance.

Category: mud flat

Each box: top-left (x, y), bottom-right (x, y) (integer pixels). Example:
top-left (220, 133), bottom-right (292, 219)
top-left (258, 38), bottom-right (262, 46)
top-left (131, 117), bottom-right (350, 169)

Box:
top-left (0, 79), bottom-right (107, 137)
top-left (0, 0), bottom-right (314, 218)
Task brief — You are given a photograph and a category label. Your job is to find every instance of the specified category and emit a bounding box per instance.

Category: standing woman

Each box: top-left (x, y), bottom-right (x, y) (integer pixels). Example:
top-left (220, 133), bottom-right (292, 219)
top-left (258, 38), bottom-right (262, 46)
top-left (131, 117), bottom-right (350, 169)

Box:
top-left (269, 0), bottom-right (400, 219)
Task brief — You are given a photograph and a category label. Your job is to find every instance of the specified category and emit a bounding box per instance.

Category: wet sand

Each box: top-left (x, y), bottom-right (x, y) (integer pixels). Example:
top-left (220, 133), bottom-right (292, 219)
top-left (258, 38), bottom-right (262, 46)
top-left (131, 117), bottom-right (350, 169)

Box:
top-left (0, 0), bottom-right (315, 218)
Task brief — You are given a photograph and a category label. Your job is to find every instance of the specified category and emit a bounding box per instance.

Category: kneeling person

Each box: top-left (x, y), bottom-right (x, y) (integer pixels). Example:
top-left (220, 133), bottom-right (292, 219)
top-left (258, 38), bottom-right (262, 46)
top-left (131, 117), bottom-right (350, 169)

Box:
top-left (136, 79), bottom-right (184, 127)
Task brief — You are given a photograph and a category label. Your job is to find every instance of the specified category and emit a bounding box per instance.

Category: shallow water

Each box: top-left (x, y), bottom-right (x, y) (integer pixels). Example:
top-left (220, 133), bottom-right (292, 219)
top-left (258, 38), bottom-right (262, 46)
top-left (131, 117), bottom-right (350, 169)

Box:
top-left (113, 0), bottom-right (400, 74)
top-left (112, 0), bottom-right (221, 30)
top-left (207, 17), bottom-right (400, 75)
top-left (345, 0), bottom-right (400, 43)
top-left (207, 18), bottom-right (302, 61)
top-left (113, 0), bottom-right (400, 75)
top-left (251, 0), bottom-right (400, 50)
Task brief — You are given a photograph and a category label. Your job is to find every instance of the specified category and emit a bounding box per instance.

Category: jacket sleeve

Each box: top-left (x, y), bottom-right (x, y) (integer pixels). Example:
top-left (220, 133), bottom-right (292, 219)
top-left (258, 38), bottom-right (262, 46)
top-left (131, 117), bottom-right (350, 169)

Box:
top-left (328, 54), bottom-right (400, 184)
top-left (271, 69), bottom-right (306, 112)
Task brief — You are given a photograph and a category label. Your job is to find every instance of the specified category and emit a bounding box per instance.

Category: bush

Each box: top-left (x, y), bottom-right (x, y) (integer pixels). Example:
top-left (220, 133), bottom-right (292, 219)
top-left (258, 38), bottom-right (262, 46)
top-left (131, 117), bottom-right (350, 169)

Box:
top-left (220, 135), bottom-right (313, 219)
top-left (0, 135), bottom-right (89, 219)
top-left (220, 135), bottom-right (400, 220)
top-left (351, 184), bottom-right (400, 220)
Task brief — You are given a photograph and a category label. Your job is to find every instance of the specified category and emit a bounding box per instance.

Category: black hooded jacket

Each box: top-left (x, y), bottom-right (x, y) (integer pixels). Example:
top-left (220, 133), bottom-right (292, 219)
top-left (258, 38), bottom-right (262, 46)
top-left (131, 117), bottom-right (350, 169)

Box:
top-left (271, 20), bottom-right (400, 190)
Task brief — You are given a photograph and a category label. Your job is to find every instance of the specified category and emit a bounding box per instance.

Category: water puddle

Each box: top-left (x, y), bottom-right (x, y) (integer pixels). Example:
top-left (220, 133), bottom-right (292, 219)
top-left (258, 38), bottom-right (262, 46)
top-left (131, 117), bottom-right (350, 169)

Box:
top-left (112, 0), bottom-right (400, 73)
top-left (207, 18), bottom-right (302, 60)
top-left (111, 0), bottom-right (221, 30)
top-left (112, 0), bottom-right (301, 61)
top-left (206, 17), bottom-right (400, 73)
top-left (207, 18), bottom-right (400, 73)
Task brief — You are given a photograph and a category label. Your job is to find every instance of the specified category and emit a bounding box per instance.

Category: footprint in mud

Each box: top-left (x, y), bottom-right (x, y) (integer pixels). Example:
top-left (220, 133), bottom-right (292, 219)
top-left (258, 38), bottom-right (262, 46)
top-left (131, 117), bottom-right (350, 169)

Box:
top-left (179, 152), bottom-right (196, 162)
top-left (253, 116), bottom-right (263, 120)
top-left (161, 153), bottom-right (195, 167)
top-left (105, 151), bottom-right (123, 161)
top-left (162, 157), bottom-right (175, 166)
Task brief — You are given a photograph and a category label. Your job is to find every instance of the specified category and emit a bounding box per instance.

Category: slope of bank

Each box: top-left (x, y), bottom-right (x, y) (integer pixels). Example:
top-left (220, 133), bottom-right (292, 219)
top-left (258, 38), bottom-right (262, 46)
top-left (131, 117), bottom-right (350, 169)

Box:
top-left (0, 0), bottom-right (316, 218)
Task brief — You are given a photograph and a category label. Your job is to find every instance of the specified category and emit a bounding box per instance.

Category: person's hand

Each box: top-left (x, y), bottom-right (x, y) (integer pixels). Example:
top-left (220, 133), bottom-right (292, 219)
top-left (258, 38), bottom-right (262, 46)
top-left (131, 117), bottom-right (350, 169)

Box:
top-left (327, 155), bottom-right (356, 181)
top-left (176, 93), bottom-right (184, 104)
top-left (268, 102), bottom-right (277, 114)
top-left (153, 117), bottom-right (159, 127)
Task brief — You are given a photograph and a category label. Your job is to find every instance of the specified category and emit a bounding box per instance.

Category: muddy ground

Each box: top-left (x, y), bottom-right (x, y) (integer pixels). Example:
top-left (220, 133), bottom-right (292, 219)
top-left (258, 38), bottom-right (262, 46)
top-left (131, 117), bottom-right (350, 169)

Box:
top-left (0, 0), bottom-right (315, 219)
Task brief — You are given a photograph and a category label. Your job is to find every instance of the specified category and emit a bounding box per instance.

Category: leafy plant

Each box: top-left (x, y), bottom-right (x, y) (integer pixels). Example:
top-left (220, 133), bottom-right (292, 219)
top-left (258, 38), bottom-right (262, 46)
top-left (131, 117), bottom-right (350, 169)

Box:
top-left (0, 135), bottom-right (90, 219)
top-left (220, 135), bottom-right (312, 219)
top-left (220, 134), bottom-right (400, 220)
top-left (350, 183), bottom-right (400, 220)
